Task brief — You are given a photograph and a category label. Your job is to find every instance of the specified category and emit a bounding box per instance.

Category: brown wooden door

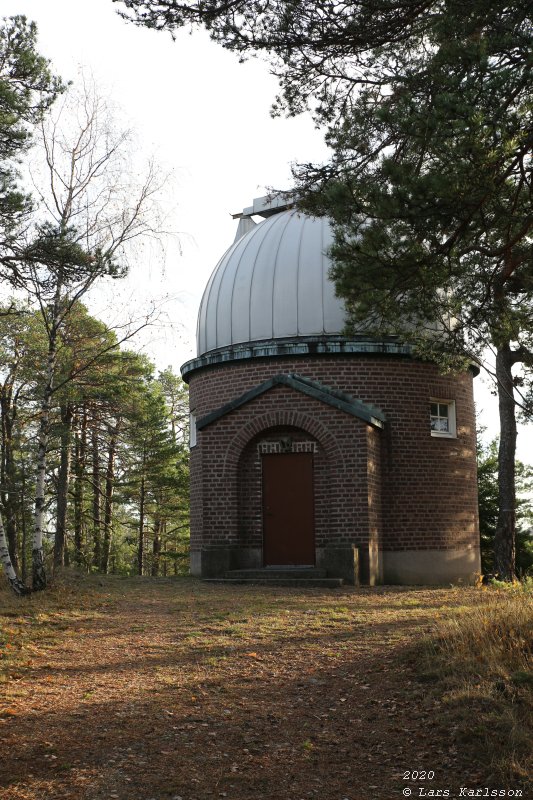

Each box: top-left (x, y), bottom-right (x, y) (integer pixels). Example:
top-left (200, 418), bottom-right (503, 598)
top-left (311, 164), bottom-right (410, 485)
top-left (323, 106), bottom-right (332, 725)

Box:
top-left (262, 452), bottom-right (315, 566)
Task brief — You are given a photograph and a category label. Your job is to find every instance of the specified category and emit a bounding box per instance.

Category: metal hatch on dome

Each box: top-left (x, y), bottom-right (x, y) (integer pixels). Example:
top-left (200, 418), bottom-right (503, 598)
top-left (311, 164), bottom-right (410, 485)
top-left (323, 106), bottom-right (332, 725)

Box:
top-left (231, 193), bottom-right (296, 244)
top-left (232, 192), bottom-right (296, 220)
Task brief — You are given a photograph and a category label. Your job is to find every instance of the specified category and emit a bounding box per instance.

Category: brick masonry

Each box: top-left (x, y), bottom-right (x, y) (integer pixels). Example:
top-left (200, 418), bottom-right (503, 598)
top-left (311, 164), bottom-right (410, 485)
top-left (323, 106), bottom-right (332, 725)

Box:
top-left (186, 353), bottom-right (480, 584)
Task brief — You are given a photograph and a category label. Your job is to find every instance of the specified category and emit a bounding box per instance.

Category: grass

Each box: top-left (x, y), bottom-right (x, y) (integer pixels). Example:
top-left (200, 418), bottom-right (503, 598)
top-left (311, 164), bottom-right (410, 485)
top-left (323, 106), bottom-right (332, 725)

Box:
top-left (0, 573), bottom-right (115, 686)
top-left (421, 580), bottom-right (532, 786)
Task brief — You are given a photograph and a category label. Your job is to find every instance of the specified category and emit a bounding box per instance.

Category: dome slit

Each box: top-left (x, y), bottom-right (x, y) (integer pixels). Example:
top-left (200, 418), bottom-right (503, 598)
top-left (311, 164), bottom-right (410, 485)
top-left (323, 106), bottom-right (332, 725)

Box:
top-left (227, 223), bottom-right (260, 349)
top-left (295, 211), bottom-right (306, 337)
top-left (247, 214), bottom-right (278, 345)
top-left (270, 210), bottom-right (294, 339)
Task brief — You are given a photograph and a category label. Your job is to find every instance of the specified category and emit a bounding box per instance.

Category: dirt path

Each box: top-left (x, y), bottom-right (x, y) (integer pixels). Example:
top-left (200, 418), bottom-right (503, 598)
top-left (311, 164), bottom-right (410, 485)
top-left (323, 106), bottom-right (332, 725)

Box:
top-left (1, 578), bottom-right (492, 800)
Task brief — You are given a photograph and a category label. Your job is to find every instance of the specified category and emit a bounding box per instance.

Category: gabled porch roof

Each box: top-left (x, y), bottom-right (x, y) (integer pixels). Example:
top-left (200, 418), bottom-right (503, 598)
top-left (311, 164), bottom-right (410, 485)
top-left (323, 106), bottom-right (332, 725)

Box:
top-left (196, 373), bottom-right (387, 431)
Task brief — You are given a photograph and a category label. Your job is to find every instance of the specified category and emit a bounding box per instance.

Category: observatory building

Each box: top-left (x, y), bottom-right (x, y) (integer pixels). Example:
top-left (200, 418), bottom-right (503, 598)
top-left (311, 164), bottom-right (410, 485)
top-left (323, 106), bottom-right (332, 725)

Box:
top-left (181, 195), bottom-right (480, 585)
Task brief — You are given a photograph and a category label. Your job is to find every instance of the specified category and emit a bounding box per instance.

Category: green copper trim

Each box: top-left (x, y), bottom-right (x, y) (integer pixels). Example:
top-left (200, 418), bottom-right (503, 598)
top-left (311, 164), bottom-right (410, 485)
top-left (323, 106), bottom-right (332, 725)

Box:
top-left (181, 335), bottom-right (412, 382)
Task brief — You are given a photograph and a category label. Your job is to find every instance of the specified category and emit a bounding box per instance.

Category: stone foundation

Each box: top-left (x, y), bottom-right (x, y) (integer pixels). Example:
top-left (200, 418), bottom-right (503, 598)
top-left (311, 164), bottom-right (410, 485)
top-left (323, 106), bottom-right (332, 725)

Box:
top-left (382, 548), bottom-right (481, 585)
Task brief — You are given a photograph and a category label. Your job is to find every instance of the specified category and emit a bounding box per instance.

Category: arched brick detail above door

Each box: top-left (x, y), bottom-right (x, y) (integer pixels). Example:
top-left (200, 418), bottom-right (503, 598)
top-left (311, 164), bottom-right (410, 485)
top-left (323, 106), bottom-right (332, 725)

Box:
top-left (222, 408), bottom-right (347, 477)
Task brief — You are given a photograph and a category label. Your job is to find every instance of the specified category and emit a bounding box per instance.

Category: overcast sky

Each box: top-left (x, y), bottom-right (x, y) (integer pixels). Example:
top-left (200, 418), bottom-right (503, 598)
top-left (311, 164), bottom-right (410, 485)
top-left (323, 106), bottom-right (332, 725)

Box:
top-left (3, 0), bottom-right (527, 458)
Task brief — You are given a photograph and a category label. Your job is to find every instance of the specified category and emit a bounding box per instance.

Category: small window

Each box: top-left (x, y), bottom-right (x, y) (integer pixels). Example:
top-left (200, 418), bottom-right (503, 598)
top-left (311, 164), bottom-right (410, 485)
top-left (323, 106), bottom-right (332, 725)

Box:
top-left (430, 400), bottom-right (456, 438)
top-left (189, 412), bottom-right (197, 448)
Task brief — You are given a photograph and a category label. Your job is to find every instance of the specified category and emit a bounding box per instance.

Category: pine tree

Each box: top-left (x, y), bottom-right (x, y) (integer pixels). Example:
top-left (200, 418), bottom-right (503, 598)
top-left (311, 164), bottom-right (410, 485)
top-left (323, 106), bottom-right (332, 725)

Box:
top-left (0, 15), bottom-right (62, 279)
top-left (117, 1), bottom-right (533, 580)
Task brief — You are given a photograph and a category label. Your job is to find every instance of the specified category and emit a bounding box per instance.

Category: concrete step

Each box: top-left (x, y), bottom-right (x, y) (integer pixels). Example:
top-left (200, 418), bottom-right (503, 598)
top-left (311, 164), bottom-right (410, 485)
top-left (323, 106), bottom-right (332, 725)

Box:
top-left (224, 568), bottom-right (328, 580)
top-left (204, 576), bottom-right (344, 588)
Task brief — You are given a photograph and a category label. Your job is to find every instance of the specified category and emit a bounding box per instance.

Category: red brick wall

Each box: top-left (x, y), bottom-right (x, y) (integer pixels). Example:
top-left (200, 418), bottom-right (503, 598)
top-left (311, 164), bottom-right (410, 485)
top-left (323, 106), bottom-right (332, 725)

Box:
top-left (367, 425), bottom-right (383, 577)
top-left (188, 355), bottom-right (479, 558)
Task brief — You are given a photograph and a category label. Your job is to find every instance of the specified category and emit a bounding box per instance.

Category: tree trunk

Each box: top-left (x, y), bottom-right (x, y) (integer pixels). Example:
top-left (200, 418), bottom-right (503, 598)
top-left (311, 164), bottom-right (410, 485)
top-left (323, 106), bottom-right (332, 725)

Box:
top-left (20, 465), bottom-right (28, 584)
top-left (138, 473), bottom-right (145, 576)
top-left (33, 325), bottom-right (59, 591)
top-left (4, 474), bottom-right (19, 574)
top-left (54, 403), bottom-right (74, 569)
top-left (73, 409), bottom-right (87, 568)
top-left (174, 524), bottom-right (180, 576)
top-left (91, 413), bottom-right (102, 570)
top-left (0, 384), bottom-right (19, 573)
top-left (494, 342), bottom-right (517, 580)
top-left (151, 509), bottom-right (162, 577)
top-left (0, 516), bottom-right (29, 595)
top-left (0, 404), bottom-right (26, 594)
top-left (101, 420), bottom-right (119, 574)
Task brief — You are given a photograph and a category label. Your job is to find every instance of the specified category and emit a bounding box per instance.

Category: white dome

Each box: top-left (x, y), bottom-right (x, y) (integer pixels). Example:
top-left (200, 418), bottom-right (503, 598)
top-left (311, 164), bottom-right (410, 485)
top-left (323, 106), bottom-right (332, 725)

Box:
top-left (197, 209), bottom-right (346, 356)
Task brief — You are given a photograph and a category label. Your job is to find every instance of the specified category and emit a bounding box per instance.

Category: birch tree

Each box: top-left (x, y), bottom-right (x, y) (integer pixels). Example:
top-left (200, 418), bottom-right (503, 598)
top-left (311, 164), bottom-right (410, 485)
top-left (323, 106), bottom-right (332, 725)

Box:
top-left (0, 303), bottom-right (49, 593)
top-left (0, 16), bottom-right (62, 594)
top-left (12, 79), bottom-right (166, 592)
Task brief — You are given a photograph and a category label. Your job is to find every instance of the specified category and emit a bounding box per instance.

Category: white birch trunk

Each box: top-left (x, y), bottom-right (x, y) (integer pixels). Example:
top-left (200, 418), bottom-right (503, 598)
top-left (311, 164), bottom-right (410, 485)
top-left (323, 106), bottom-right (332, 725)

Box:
top-left (0, 514), bottom-right (29, 595)
top-left (32, 330), bottom-right (58, 591)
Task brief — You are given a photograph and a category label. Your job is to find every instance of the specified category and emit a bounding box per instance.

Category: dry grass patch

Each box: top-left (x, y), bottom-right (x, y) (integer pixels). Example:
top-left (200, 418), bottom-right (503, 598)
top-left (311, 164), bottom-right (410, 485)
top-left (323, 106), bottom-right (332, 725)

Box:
top-left (422, 581), bottom-right (532, 787)
top-left (0, 572), bottom-right (116, 688)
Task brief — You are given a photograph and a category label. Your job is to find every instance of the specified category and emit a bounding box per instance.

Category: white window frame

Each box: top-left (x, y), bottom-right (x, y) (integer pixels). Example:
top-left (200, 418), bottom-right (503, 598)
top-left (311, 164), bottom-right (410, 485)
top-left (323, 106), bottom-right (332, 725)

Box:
top-left (430, 399), bottom-right (456, 438)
